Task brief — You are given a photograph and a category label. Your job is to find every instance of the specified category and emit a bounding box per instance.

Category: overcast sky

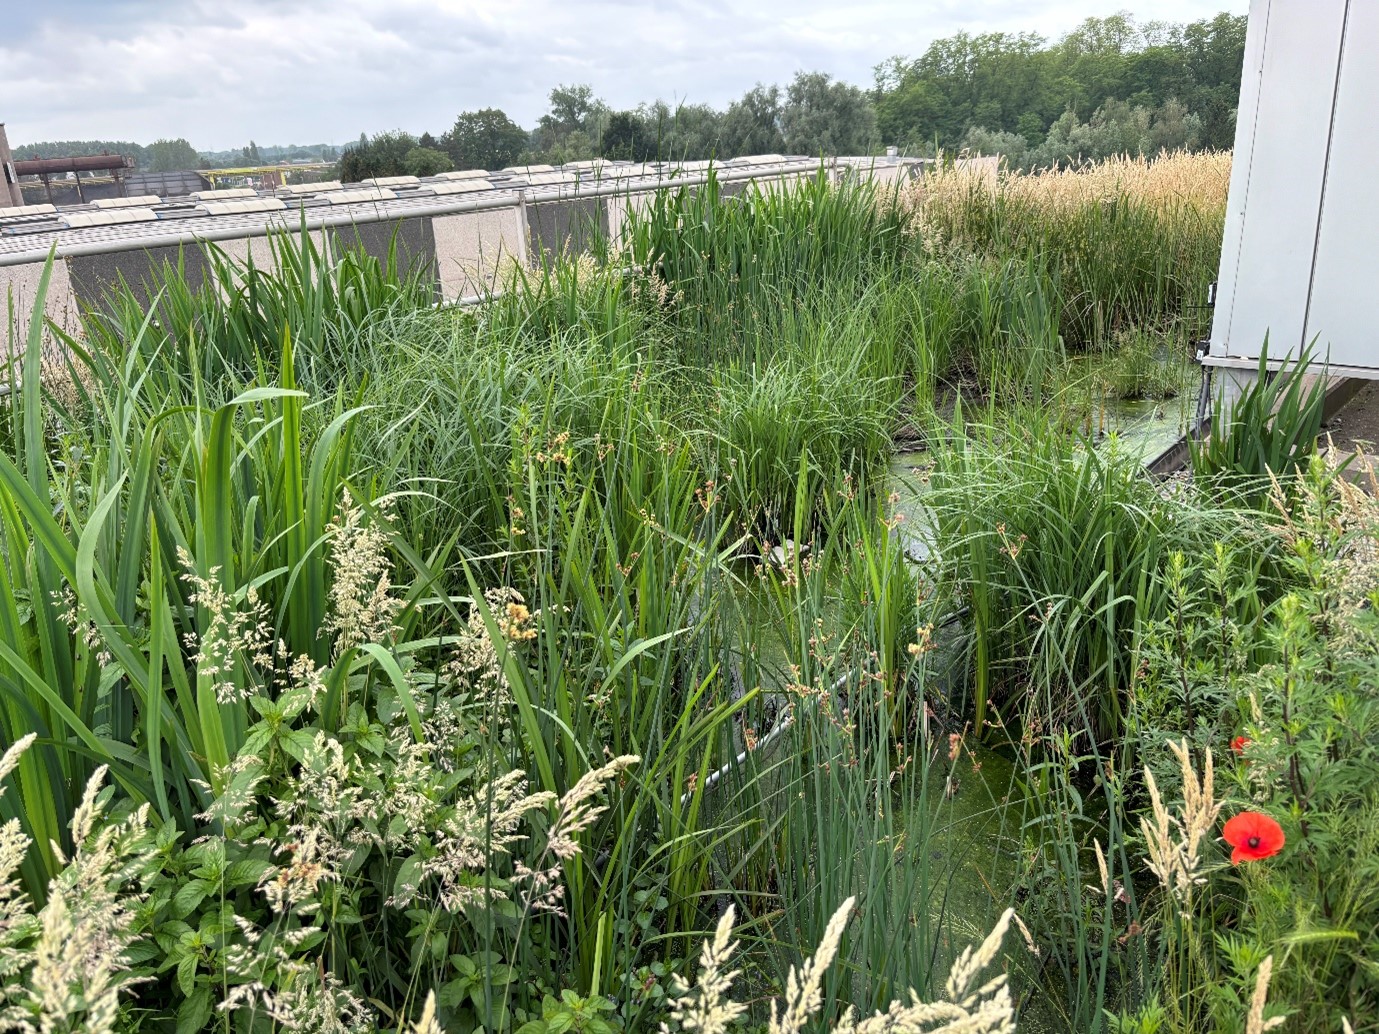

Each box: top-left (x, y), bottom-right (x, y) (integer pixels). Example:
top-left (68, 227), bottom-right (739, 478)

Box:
top-left (3, 0), bottom-right (1248, 150)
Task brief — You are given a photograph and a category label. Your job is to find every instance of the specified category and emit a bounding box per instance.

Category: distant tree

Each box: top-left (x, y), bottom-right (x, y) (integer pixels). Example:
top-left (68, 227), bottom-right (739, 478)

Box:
top-left (241, 140), bottom-right (262, 163)
top-left (1015, 111), bottom-right (1046, 144)
top-left (418, 131), bottom-right (438, 150)
top-left (533, 84), bottom-right (610, 160)
top-left (338, 147), bottom-right (370, 183)
top-left (720, 84), bottom-right (784, 158)
top-left (338, 130), bottom-right (417, 182)
top-left (1062, 13), bottom-right (1141, 56)
top-left (442, 108), bottom-right (529, 171)
top-left (874, 31), bottom-right (1051, 149)
top-left (146, 138), bottom-right (202, 172)
top-left (780, 72), bottom-right (878, 156)
top-left (637, 101), bottom-right (723, 161)
top-left (961, 125), bottom-right (1030, 166)
top-left (403, 146), bottom-right (453, 177)
top-left (547, 129), bottom-right (596, 165)
top-left (12, 139), bottom-right (150, 166)
top-left (869, 12), bottom-right (1245, 152)
top-left (1024, 95), bottom-right (1200, 168)
top-left (600, 110), bottom-right (650, 161)
top-left (1170, 12), bottom-right (1248, 148)
top-left (873, 73), bottom-right (945, 153)
top-left (1145, 96), bottom-right (1202, 152)
top-left (544, 84), bottom-right (598, 134)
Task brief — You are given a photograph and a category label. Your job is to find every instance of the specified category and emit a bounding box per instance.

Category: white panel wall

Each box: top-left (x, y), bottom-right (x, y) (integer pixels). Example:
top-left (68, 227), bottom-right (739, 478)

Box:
top-left (1302, 2), bottom-right (1379, 368)
top-left (1210, 0), bottom-right (1349, 364)
top-left (432, 209), bottom-right (525, 301)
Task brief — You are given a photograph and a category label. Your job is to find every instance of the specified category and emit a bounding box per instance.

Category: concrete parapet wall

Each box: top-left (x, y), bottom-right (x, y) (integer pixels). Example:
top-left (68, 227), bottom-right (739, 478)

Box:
top-left (214, 232), bottom-right (325, 278)
top-left (527, 197), bottom-right (607, 265)
top-left (2, 259), bottom-right (81, 361)
top-left (605, 189), bottom-right (652, 244)
top-left (0, 157), bottom-right (927, 323)
top-left (432, 207), bottom-right (525, 301)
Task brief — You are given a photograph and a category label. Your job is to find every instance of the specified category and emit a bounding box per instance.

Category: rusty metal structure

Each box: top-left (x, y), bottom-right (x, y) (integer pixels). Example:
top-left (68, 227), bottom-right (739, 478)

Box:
top-left (13, 152), bottom-right (134, 204)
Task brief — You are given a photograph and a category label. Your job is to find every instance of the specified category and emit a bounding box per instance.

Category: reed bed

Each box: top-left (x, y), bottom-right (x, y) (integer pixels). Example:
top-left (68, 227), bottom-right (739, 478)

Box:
top-left (0, 156), bottom-right (1372, 1034)
top-left (1001, 151), bottom-right (1232, 212)
top-left (901, 150), bottom-right (1231, 349)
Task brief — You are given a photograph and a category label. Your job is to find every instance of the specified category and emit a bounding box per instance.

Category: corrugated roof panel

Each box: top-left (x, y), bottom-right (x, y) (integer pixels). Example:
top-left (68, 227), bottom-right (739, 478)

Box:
top-left (325, 188), bottom-right (397, 204)
top-left (0, 203), bottom-right (57, 219)
top-left (428, 179), bottom-right (493, 196)
top-left (361, 175), bottom-right (420, 188)
top-left (190, 187), bottom-right (257, 201)
top-left (60, 208), bottom-right (159, 227)
top-left (90, 195), bottom-right (163, 209)
top-left (194, 198), bottom-right (289, 215)
top-left (525, 172), bottom-right (578, 186)
top-left (278, 181), bottom-right (342, 194)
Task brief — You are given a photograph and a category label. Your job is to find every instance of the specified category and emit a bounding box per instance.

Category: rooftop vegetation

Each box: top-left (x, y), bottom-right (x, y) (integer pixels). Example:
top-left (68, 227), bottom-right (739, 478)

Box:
top-left (0, 149), bottom-right (1372, 1034)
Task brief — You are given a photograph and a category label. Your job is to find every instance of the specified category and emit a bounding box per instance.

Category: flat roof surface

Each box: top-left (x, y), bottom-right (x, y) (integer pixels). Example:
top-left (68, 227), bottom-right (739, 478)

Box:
top-left (1, 155), bottom-right (919, 262)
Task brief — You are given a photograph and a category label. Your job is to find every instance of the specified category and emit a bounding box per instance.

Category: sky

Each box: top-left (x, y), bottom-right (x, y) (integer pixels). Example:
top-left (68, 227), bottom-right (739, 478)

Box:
top-left (2, 0), bottom-right (1249, 151)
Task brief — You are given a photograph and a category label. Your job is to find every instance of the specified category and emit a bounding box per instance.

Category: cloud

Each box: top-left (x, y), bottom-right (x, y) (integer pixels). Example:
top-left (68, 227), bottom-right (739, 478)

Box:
top-left (2, 0), bottom-right (1247, 149)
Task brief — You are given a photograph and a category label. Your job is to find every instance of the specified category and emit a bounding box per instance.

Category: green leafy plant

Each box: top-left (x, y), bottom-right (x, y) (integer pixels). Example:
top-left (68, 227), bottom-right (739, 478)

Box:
top-left (1190, 344), bottom-right (1327, 496)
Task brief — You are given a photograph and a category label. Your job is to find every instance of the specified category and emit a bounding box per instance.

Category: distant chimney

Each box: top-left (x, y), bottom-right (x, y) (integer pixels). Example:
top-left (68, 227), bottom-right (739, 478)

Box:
top-left (0, 124), bottom-right (24, 207)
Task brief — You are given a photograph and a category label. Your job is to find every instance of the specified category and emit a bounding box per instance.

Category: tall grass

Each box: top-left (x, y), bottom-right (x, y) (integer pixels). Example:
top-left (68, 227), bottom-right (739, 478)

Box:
top-left (923, 412), bottom-right (1268, 739)
top-left (622, 170), bottom-right (909, 365)
top-left (0, 267), bottom-right (396, 899)
top-left (901, 151), bottom-right (1229, 350)
top-left (82, 228), bottom-right (437, 391)
top-left (0, 149), bottom-right (1295, 1033)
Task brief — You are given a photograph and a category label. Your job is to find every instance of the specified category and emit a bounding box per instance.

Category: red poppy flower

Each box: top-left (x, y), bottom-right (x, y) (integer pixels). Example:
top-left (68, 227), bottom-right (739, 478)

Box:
top-left (1222, 812), bottom-right (1285, 864)
top-left (1230, 735), bottom-right (1251, 755)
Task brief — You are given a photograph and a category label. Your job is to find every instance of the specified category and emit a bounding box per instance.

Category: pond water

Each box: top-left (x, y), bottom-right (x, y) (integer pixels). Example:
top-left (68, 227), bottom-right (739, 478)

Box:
top-left (719, 568), bottom-right (1053, 1024)
top-left (886, 393), bottom-right (1195, 559)
top-left (863, 397), bottom-right (1186, 1028)
top-left (709, 399), bottom-right (1174, 1028)
top-left (1099, 395), bottom-right (1194, 463)
top-left (909, 742), bottom-right (1021, 943)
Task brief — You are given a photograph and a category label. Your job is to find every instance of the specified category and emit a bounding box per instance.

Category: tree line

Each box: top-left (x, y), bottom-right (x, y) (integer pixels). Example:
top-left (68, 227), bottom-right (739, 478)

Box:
top-left (10, 138), bottom-right (193, 172)
top-left (342, 11), bottom-right (1244, 178)
top-left (878, 11), bottom-right (1245, 166)
top-left (17, 11), bottom-right (1245, 179)
top-left (11, 138), bottom-right (340, 173)
top-left (342, 73), bottom-right (884, 180)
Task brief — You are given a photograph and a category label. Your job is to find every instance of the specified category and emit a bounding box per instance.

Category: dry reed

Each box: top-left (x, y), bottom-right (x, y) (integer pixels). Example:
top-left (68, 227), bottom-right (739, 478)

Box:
top-left (899, 150), bottom-right (1231, 223)
top-left (1000, 151), bottom-right (1232, 213)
